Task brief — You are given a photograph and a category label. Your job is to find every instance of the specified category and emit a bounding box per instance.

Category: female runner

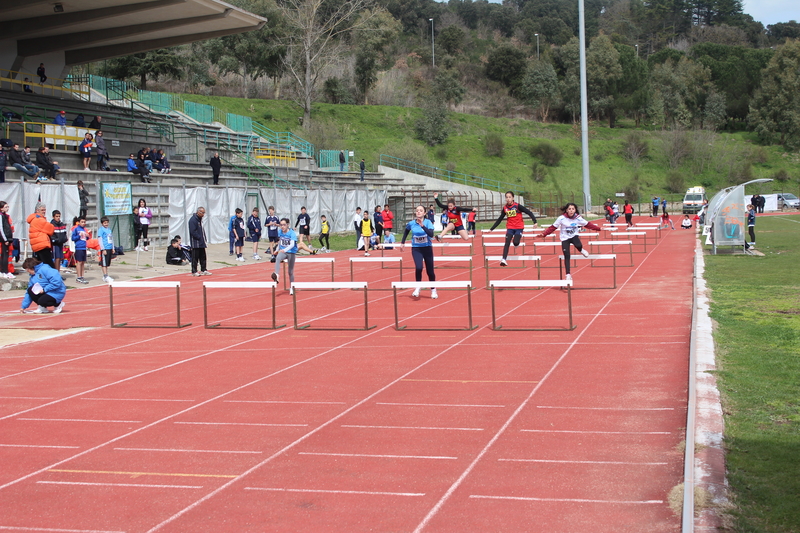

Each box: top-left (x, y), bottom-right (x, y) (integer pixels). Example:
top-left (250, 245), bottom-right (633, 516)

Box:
top-left (400, 205), bottom-right (438, 299)
top-left (434, 193), bottom-right (471, 241)
top-left (489, 191), bottom-right (538, 266)
top-left (538, 203), bottom-right (601, 281)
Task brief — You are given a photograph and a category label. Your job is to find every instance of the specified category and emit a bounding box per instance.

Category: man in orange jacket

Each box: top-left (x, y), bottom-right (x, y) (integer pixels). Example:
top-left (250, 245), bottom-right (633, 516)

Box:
top-left (27, 203), bottom-right (55, 268)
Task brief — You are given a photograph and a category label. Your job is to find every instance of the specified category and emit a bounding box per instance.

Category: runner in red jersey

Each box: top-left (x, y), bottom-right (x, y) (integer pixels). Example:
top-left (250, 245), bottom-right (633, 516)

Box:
top-left (433, 192), bottom-right (471, 242)
top-left (489, 191), bottom-right (538, 266)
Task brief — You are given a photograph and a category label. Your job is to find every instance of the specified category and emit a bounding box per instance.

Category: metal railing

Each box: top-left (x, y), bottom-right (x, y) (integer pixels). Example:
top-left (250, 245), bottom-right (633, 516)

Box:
top-left (1, 68), bottom-right (90, 100)
top-left (4, 121), bottom-right (87, 150)
top-left (379, 154), bottom-right (523, 194)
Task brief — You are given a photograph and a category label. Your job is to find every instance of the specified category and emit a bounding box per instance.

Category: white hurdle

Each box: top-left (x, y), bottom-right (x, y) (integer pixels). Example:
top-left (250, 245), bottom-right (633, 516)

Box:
top-left (588, 240), bottom-right (633, 266)
top-left (558, 254), bottom-right (618, 289)
top-left (532, 241), bottom-right (563, 255)
top-left (290, 281), bottom-right (373, 330)
top-left (281, 256), bottom-right (335, 290)
top-left (203, 281), bottom-right (284, 330)
top-left (109, 281), bottom-right (189, 328)
top-left (433, 255), bottom-right (473, 283)
top-left (391, 281), bottom-right (476, 330)
top-left (431, 242), bottom-right (473, 255)
top-left (483, 255), bottom-right (541, 286)
top-left (627, 225), bottom-right (661, 239)
top-left (489, 279), bottom-right (575, 331)
top-left (482, 241), bottom-right (525, 256)
top-left (349, 256), bottom-right (404, 287)
top-left (610, 231), bottom-right (649, 252)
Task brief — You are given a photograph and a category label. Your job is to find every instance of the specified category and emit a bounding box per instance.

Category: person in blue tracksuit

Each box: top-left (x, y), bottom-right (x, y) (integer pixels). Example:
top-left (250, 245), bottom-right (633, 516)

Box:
top-left (20, 258), bottom-right (66, 314)
top-left (400, 205), bottom-right (438, 300)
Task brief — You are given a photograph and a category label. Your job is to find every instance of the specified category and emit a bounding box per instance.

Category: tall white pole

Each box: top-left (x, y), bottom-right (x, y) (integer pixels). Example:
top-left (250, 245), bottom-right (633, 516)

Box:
top-left (535, 33), bottom-right (540, 60)
top-left (578, 0), bottom-right (591, 213)
top-left (429, 19), bottom-right (435, 68)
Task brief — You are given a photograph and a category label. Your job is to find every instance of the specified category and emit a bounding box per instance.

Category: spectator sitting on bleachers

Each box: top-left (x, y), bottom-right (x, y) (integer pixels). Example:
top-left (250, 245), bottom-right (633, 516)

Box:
top-left (127, 153), bottom-right (150, 183)
top-left (72, 114), bottom-right (86, 127)
top-left (137, 147), bottom-right (153, 172)
top-left (158, 149), bottom-right (171, 174)
top-left (53, 110), bottom-right (67, 126)
top-left (35, 147), bottom-right (59, 179)
top-left (37, 63), bottom-right (47, 83)
top-left (89, 116), bottom-right (102, 129)
top-left (137, 153), bottom-right (152, 183)
top-left (23, 78), bottom-right (33, 93)
top-left (9, 143), bottom-right (40, 180)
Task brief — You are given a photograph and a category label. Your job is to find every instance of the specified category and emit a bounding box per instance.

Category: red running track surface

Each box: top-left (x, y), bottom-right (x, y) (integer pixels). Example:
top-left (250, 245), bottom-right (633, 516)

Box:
top-left (0, 218), bottom-right (691, 532)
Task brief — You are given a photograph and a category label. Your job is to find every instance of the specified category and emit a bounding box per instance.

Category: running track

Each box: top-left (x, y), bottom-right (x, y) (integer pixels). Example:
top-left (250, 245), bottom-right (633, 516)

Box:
top-left (0, 220), bottom-right (692, 532)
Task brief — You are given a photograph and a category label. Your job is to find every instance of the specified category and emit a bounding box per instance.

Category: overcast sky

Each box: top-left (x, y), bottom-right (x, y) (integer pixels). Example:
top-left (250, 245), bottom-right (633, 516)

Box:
top-left (742, 0), bottom-right (799, 27)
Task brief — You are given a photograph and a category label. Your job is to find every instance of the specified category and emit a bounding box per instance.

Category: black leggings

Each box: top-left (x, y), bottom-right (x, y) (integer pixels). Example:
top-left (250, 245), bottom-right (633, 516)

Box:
top-left (412, 246), bottom-right (436, 283)
top-left (33, 247), bottom-right (55, 269)
top-left (135, 225), bottom-right (149, 247)
top-left (625, 213), bottom-right (633, 226)
top-left (749, 226), bottom-right (755, 242)
top-left (0, 242), bottom-right (10, 274)
top-left (561, 236), bottom-right (584, 275)
top-left (319, 233), bottom-right (329, 249)
top-left (28, 287), bottom-right (58, 308)
top-left (502, 231), bottom-right (523, 259)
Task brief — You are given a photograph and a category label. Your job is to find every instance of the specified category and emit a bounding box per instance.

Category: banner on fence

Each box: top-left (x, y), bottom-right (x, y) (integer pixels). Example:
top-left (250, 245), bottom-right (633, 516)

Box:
top-left (101, 182), bottom-right (132, 216)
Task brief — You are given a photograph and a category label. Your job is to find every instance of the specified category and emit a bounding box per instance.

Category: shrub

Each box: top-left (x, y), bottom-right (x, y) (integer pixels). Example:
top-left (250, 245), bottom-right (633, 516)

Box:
top-left (573, 147), bottom-right (581, 156)
top-left (322, 77), bottom-right (355, 105)
top-left (530, 162), bottom-right (548, 183)
top-left (772, 168), bottom-right (790, 182)
top-left (529, 141), bottom-right (563, 167)
top-left (435, 146), bottom-right (447, 159)
top-left (730, 162), bottom-right (754, 184)
top-left (751, 146), bottom-right (769, 164)
top-left (661, 129), bottom-right (692, 169)
top-left (665, 171), bottom-right (685, 193)
top-left (621, 131), bottom-right (649, 168)
top-left (415, 98), bottom-right (450, 146)
top-left (485, 133), bottom-right (504, 156)
top-left (446, 161), bottom-right (457, 172)
top-left (593, 152), bottom-right (606, 162)
top-left (380, 138), bottom-right (431, 167)
top-left (623, 174), bottom-right (641, 202)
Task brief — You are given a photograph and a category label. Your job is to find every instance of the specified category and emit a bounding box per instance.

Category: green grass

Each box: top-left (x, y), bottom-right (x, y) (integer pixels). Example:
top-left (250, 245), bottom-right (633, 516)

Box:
top-left (179, 93), bottom-right (800, 203)
top-left (703, 214), bottom-right (800, 533)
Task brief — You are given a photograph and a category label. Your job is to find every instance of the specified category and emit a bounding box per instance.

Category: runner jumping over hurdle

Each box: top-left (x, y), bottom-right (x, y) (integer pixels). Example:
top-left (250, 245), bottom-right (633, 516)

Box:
top-left (538, 203), bottom-right (601, 281)
top-left (489, 191), bottom-right (538, 266)
top-left (434, 193), bottom-right (471, 242)
top-left (271, 218), bottom-right (317, 294)
top-left (400, 205), bottom-right (438, 299)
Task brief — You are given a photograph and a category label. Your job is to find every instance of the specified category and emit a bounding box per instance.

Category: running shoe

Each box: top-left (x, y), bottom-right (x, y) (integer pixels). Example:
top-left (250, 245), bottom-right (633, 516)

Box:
top-left (192, 272), bottom-right (201, 277)
top-left (431, 289), bottom-right (439, 299)
top-left (103, 275), bottom-right (114, 283)
top-left (271, 272), bottom-right (279, 283)
top-left (201, 270), bottom-right (212, 275)
top-left (580, 249), bottom-right (590, 258)
top-left (6, 272), bottom-right (15, 279)
top-left (53, 302), bottom-right (65, 314)
top-left (289, 287), bottom-right (295, 296)
top-left (435, 235), bottom-right (441, 242)
top-left (565, 274), bottom-right (573, 282)
top-left (33, 305), bottom-right (48, 314)
top-left (364, 252), bottom-right (370, 257)
top-left (254, 254), bottom-right (261, 260)
top-left (500, 259), bottom-right (508, 267)
top-left (412, 287), bottom-right (421, 298)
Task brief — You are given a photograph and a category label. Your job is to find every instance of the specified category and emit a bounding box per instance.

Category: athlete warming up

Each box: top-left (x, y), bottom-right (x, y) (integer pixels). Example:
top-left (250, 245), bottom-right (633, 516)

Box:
top-left (489, 191), bottom-right (538, 266)
top-left (401, 205), bottom-right (438, 299)
top-left (271, 218), bottom-right (316, 294)
top-left (434, 193), bottom-right (471, 242)
top-left (539, 203), bottom-right (601, 281)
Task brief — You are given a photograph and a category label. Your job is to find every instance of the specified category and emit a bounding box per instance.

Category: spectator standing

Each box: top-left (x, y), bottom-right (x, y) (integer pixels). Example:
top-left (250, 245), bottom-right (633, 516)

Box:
top-left (0, 201), bottom-right (14, 279)
top-left (661, 197), bottom-right (667, 215)
top-left (757, 195), bottom-right (765, 214)
top-left (72, 114), bottom-right (86, 127)
top-left (27, 203), bottom-right (55, 268)
top-left (227, 211), bottom-right (237, 256)
top-left (50, 210), bottom-right (67, 274)
top-left (20, 258), bottom-right (66, 314)
top-left (359, 158), bottom-right (365, 181)
top-left (467, 207), bottom-right (477, 235)
top-left (94, 131), bottom-right (108, 171)
top-left (382, 203), bottom-right (394, 238)
top-left (295, 206), bottom-right (311, 245)
top-left (77, 180), bottom-right (89, 219)
top-left (373, 206), bottom-right (383, 243)
top-left (135, 198), bottom-right (152, 251)
top-left (97, 216), bottom-right (115, 283)
top-left (319, 215), bottom-right (330, 250)
top-left (78, 133), bottom-right (93, 171)
top-left (339, 150), bottom-right (346, 171)
top-left (0, 146), bottom-right (6, 184)
top-left (71, 216), bottom-right (89, 284)
top-left (36, 147), bottom-right (59, 179)
top-left (352, 207), bottom-right (362, 249)
top-left (360, 210), bottom-right (373, 256)
top-left (37, 63), bottom-right (47, 83)
top-left (189, 207), bottom-right (211, 276)
top-left (209, 152), bottom-right (222, 185)
top-left (746, 204), bottom-right (756, 247)
top-left (53, 110), bottom-right (67, 126)
top-left (231, 208), bottom-right (245, 261)
top-left (247, 207), bottom-right (262, 260)
top-left (89, 116), bottom-right (102, 129)
top-left (426, 205), bottom-right (435, 224)
top-left (651, 196), bottom-right (659, 217)
top-left (9, 143), bottom-right (39, 180)
top-left (265, 206), bottom-right (280, 259)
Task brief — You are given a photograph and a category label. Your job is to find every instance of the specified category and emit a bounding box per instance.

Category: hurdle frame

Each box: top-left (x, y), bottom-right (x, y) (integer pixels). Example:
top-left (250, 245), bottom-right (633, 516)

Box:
top-left (558, 254), bottom-right (617, 289)
top-left (431, 242), bottom-right (473, 256)
top-left (610, 231), bottom-right (648, 252)
top-left (291, 281), bottom-right (374, 330)
top-left (203, 281), bottom-right (284, 329)
top-left (391, 281), bottom-right (476, 331)
top-left (433, 255), bottom-right (473, 283)
top-left (282, 256), bottom-right (335, 290)
top-left (490, 279), bottom-right (575, 331)
top-left (588, 240), bottom-right (634, 267)
top-left (482, 241), bottom-right (526, 257)
top-left (109, 281), bottom-right (190, 328)
top-left (484, 255), bottom-right (541, 287)
top-left (350, 256), bottom-right (403, 288)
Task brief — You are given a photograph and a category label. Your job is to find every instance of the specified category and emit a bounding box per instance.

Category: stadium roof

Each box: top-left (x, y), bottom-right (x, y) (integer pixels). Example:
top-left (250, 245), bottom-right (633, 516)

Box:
top-left (3, 0), bottom-right (266, 70)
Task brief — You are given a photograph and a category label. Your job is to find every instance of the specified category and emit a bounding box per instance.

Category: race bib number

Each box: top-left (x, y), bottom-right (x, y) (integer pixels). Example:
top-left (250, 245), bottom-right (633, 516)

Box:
top-left (413, 235), bottom-right (427, 244)
top-left (280, 237), bottom-right (292, 247)
top-left (505, 208), bottom-right (517, 218)
top-left (564, 226), bottom-right (577, 237)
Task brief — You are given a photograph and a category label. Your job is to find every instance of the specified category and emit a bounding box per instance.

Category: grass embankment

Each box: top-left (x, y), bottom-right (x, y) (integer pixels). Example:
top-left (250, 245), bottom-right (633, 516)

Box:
top-left (704, 214), bottom-right (800, 532)
top-left (180, 94), bottom-right (800, 203)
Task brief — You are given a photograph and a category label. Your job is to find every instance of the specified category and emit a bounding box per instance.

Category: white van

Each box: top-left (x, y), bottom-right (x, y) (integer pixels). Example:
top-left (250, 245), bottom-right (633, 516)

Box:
top-left (682, 187), bottom-right (707, 214)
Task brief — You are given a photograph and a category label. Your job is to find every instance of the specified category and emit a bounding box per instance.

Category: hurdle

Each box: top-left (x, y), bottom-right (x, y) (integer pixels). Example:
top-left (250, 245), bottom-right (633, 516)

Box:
top-left (203, 282), bottom-right (284, 329)
top-left (431, 242), bottom-right (473, 255)
top-left (434, 255), bottom-right (473, 282)
top-left (628, 225), bottom-right (661, 240)
top-left (610, 231), bottom-right (648, 252)
top-left (558, 254), bottom-right (617, 289)
top-left (484, 255), bottom-right (541, 286)
top-left (441, 234), bottom-right (475, 239)
top-left (109, 281), bottom-right (190, 328)
top-left (391, 281), bottom-right (476, 330)
top-left (350, 256), bottom-right (403, 288)
top-left (291, 281), bottom-right (374, 330)
top-left (588, 240), bottom-right (634, 267)
top-left (489, 279), bottom-right (574, 331)
top-left (532, 241), bottom-right (563, 255)
top-left (281, 256), bottom-right (335, 290)
top-left (482, 241), bottom-right (525, 256)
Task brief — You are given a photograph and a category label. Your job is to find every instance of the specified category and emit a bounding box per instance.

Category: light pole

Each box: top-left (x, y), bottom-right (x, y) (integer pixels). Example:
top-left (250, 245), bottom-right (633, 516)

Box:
top-left (635, 44), bottom-right (639, 57)
top-left (534, 33), bottom-right (539, 60)
top-left (429, 18), bottom-right (435, 68)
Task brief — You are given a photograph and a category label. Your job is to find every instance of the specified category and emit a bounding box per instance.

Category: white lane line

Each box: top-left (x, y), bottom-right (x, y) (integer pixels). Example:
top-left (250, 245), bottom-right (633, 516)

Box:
top-left (173, 422), bottom-right (307, 427)
top-left (244, 487), bottom-right (425, 497)
top-left (223, 400), bottom-right (346, 405)
top-left (16, 418), bottom-right (141, 424)
top-left (298, 452), bottom-right (457, 460)
top-left (0, 444), bottom-right (79, 449)
top-left (520, 429), bottom-right (671, 435)
top-left (341, 424), bottom-right (483, 431)
top-left (498, 458), bottom-right (668, 465)
top-left (81, 398), bottom-right (195, 403)
top-left (376, 402), bottom-right (505, 408)
top-left (776, 216), bottom-right (800, 224)
top-left (114, 448), bottom-right (263, 455)
top-left (37, 481), bottom-right (202, 489)
top-left (469, 494), bottom-right (663, 504)
top-left (536, 406), bottom-right (674, 411)
top-left (0, 397), bottom-right (55, 400)
top-left (0, 526), bottom-right (124, 532)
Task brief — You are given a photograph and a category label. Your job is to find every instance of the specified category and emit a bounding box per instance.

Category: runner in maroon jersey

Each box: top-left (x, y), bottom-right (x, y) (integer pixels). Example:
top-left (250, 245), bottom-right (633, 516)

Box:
top-left (433, 192), bottom-right (471, 242)
top-left (489, 191), bottom-right (538, 266)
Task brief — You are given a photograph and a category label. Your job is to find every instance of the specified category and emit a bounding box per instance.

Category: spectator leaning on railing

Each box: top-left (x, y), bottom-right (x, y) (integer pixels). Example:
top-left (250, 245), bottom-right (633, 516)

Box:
top-left (53, 110), bottom-right (67, 126)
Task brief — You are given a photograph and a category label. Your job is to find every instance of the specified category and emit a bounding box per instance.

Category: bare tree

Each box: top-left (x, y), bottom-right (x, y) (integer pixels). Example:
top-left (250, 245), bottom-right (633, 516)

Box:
top-left (280, 0), bottom-right (380, 124)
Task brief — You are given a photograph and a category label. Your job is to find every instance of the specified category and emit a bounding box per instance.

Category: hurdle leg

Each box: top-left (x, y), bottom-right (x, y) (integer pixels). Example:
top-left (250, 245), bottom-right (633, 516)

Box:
top-left (330, 261), bottom-right (335, 284)
top-left (393, 288), bottom-right (401, 330)
top-left (399, 258), bottom-right (403, 281)
top-left (467, 286), bottom-right (476, 330)
top-left (203, 286), bottom-right (208, 327)
top-left (283, 261), bottom-right (287, 290)
top-left (292, 287), bottom-right (301, 329)
top-left (567, 285), bottom-right (575, 330)
top-left (559, 258), bottom-right (564, 280)
top-left (349, 263), bottom-right (354, 282)
top-left (612, 256), bottom-right (617, 289)
top-left (491, 286), bottom-right (498, 330)
top-left (363, 287), bottom-right (375, 330)
top-left (484, 258), bottom-right (489, 288)
top-left (109, 286), bottom-right (117, 327)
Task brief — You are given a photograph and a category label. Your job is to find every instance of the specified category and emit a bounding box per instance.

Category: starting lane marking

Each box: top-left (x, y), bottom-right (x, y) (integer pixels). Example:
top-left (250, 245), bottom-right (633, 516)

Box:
top-left (520, 429), bottom-right (672, 435)
top-left (376, 402), bottom-right (505, 408)
top-left (469, 495), bottom-right (663, 504)
top-left (536, 405), bottom-right (675, 411)
top-left (80, 398), bottom-right (195, 403)
top-left (0, 444), bottom-right (79, 449)
top-left (498, 458), bottom-right (668, 465)
top-left (342, 424), bottom-right (483, 431)
top-left (37, 481), bottom-right (203, 490)
top-left (401, 379), bottom-right (539, 384)
top-left (47, 469), bottom-right (236, 479)
top-left (298, 452), bottom-right (457, 460)
top-left (244, 487), bottom-right (425, 497)
top-left (17, 418), bottom-right (141, 424)
top-left (174, 422), bottom-right (308, 427)
top-left (115, 448), bottom-right (263, 455)
top-left (223, 400), bottom-right (346, 405)
top-left (0, 526), bottom-right (125, 532)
